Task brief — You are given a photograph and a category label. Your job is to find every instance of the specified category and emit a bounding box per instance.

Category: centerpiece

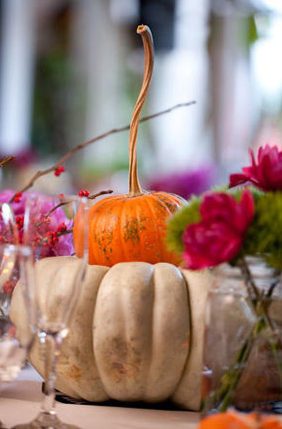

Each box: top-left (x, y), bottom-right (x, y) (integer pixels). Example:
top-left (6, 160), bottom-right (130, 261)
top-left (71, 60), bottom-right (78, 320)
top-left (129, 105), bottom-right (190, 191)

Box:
top-left (167, 144), bottom-right (282, 415)
top-left (8, 24), bottom-right (209, 413)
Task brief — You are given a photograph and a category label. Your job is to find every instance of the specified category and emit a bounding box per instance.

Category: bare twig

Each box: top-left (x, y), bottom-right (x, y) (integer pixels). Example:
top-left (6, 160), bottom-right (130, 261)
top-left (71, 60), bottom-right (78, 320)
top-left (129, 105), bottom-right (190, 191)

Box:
top-left (9, 101), bottom-right (196, 202)
top-left (88, 189), bottom-right (113, 200)
top-left (0, 156), bottom-right (14, 168)
top-left (35, 189), bottom-right (114, 230)
top-left (34, 189), bottom-right (115, 249)
top-left (44, 201), bottom-right (69, 218)
top-left (44, 189), bottom-right (113, 218)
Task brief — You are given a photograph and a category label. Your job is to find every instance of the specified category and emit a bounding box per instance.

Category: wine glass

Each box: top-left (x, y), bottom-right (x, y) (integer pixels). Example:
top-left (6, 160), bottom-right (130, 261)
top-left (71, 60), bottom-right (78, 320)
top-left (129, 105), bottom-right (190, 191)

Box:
top-left (14, 194), bottom-right (89, 429)
top-left (0, 202), bottom-right (34, 428)
top-left (0, 202), bottom-right (19, 245)
top-left (0, 244), bottom-right (35, 427)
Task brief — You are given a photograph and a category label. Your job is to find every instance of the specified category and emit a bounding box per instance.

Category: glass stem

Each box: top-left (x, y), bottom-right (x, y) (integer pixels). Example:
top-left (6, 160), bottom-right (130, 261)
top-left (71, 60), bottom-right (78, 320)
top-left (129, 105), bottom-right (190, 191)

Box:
top-left (39, 331), bottom-right (62, 415)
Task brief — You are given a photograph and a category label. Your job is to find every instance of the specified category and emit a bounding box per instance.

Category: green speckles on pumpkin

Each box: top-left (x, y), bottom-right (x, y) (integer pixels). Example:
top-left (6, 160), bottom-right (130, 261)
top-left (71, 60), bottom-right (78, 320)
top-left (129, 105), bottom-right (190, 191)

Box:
top-left (94, 230), bottom-right (114, 260)
top-left (123, 217), bottom-right (146, 242)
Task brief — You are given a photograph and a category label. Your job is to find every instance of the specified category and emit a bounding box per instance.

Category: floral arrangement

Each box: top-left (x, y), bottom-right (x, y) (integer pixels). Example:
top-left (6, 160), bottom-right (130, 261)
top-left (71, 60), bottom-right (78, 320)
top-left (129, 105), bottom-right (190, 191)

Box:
top-left (167, 145), bottom-right (282, 271)
top-left (167, 144), bottom-right (282, 414)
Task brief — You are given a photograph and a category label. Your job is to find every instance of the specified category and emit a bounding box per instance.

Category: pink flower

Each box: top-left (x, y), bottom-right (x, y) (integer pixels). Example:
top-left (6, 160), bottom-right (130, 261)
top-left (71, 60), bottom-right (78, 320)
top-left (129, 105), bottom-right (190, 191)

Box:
top-left (200, 192), bottom-right (254, 233)
top-left (229, 145), bottom-right (282, 191)
top-left (182, 190), bottom-right (254, 269)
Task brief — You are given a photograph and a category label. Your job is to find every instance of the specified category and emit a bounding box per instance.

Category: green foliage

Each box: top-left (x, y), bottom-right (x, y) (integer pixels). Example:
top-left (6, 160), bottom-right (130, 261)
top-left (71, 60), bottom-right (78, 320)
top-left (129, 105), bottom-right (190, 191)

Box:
top-left (241, 192), bottom-right (282, 270)
top-left (166, 196), bottom-right (201, 254)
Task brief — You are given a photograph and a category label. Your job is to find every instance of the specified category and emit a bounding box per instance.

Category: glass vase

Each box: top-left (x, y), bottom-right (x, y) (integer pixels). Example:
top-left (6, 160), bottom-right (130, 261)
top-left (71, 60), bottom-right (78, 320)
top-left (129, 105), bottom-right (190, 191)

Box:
top-left (201, 257), bottom-right (282, 416)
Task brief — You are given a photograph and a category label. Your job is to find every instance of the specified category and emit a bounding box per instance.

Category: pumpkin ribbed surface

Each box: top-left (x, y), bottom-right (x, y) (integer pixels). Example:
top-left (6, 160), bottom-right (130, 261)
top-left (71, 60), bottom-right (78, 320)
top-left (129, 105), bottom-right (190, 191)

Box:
top-left (83, 191), bottom-right (185, 266)
top-left (10, 256), bottom-right (211, 410)
top-left (93, 261), bottom-right (189, 401)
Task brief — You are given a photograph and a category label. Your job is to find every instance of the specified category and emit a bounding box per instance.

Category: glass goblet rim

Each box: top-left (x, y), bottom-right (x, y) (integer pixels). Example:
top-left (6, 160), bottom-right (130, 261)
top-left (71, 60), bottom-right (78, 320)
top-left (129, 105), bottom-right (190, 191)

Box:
top-left (0, 243), bottom-right (33, 257)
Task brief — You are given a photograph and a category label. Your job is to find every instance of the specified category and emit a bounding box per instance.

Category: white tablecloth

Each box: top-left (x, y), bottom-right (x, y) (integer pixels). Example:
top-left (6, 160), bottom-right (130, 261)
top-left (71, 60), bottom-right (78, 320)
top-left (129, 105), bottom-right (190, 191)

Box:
top-left (0, 367), bottom-right (199, 428)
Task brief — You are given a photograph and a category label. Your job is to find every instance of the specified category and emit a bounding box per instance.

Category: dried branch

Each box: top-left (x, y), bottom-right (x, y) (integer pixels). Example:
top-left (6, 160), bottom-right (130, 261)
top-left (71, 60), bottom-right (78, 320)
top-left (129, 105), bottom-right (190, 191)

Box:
top-left (44, 189), bottom-right (113, 218)
top-left (88, 189), bottom-right (113, 200)
top-left (0, 156), bottom-right (15, 168)
top-left (10, 100), bottom-right (196, 202)
top-left (35, 189), bottom-right (114, 247)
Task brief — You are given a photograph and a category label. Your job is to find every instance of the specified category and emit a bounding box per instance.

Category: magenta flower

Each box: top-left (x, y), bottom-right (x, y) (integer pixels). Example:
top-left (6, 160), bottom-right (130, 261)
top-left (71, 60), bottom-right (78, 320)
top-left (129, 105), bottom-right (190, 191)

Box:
top-left (229, 145), bottom-right (282, 191)
top-left (200, 192), bottom-right (254, 234)
top-left (182, 190), bottom-right (254, 269)
top-left (148, 166), bottom-right (214, 199)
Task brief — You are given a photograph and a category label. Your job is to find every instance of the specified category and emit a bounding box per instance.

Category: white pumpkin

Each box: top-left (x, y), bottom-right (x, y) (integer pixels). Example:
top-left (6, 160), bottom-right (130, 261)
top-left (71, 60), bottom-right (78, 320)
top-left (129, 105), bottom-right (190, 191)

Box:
top-left (11, 256), bottom-right (210, 410)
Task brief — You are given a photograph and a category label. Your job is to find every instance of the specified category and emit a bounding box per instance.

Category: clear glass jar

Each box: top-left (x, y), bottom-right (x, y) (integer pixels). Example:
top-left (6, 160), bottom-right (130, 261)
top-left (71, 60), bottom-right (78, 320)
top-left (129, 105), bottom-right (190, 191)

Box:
top-left (201, 258), bottom-right (282, 415)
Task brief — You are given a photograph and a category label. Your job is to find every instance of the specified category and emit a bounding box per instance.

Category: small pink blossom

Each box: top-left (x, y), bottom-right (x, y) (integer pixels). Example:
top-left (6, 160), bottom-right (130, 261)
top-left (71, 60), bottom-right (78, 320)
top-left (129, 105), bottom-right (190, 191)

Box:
top-left (229, 145), bottom-right (282, 191)
top-left (182, 190), bottom-right (254, 269)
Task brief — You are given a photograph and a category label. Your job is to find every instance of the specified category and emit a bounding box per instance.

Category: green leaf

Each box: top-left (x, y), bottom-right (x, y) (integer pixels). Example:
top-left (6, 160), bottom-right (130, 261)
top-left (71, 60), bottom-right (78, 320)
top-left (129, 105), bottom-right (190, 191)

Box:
top-left (166, 196), bottom-right (201, 254)
top-left (242, 191), bottom-right (282, 270)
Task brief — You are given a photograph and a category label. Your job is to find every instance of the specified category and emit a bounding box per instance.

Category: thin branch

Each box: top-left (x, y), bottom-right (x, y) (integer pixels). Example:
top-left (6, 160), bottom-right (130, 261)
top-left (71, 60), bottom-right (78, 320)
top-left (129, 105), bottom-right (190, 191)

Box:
top-left (88, 189), bottom-right (113, 200)
top-left (44, 201), bottom-right (69, 218)
top-left (33, 190), bottom-right (115, 248)
top-left (35, 189), bottom-right (114, 230)
top-left (44, 189), bottom-right (113, 218)
top-left (9, 101), bottom-right (196, 202)
top-left (239, 257), bottom-right (261, 302)
top-left (0, 156), bottom-right (15, 168)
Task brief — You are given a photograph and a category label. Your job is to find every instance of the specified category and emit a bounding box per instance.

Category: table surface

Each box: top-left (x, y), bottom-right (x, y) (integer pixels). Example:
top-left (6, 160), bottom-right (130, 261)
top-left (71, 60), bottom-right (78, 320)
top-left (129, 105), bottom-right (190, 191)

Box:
top-left (0, 367), bottom-right (199, 428)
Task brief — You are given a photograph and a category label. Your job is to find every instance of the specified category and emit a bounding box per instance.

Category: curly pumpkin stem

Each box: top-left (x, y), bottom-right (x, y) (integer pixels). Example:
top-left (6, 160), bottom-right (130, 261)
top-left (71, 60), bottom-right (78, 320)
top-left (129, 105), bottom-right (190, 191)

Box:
top-left (128, 25), bottom-right (154, 196)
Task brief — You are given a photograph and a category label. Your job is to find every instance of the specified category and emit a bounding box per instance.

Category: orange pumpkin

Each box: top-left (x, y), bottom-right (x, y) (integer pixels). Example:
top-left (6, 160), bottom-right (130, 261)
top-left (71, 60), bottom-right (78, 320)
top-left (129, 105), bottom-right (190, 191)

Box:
top-left (199, 411), bottom-right (282, 429)
top-left (74, 25), bottom-right (185, 266)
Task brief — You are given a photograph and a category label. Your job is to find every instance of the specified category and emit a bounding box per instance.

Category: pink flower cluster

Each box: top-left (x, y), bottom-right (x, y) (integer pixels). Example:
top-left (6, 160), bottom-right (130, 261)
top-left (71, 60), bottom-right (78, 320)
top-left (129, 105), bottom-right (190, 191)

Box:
top-left (182, 191), bottom-right (254, 269)
top-left (182, 144), bottom-right (282, 270)
top-left (0, 190), bottom-right (73, 257)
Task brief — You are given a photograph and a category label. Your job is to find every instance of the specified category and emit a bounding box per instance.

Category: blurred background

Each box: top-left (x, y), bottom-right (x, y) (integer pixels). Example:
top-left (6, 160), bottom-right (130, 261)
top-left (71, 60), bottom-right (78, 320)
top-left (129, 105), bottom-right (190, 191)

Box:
top-left (0, 0), bottom-right (282, 198)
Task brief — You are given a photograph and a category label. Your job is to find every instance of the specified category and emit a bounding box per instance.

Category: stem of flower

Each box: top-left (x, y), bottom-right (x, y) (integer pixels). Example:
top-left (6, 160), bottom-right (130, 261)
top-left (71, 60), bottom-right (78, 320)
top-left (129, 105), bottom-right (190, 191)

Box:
top-left (239, 257), bottom-right (279, 332)
top-left (238, 258), bottom-right (260, 302)
top-left (203, 317), bottom-right (265, 413)
top-left (217, 339), bottom-right (253, 412)
top-left (204, 259), bottom-right (282, 413)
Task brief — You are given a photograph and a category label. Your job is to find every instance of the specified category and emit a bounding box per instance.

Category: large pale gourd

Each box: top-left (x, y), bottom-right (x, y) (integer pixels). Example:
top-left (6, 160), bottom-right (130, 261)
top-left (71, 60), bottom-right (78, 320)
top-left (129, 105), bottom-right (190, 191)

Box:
top-left (11, 256), bottom-right (210, 410)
